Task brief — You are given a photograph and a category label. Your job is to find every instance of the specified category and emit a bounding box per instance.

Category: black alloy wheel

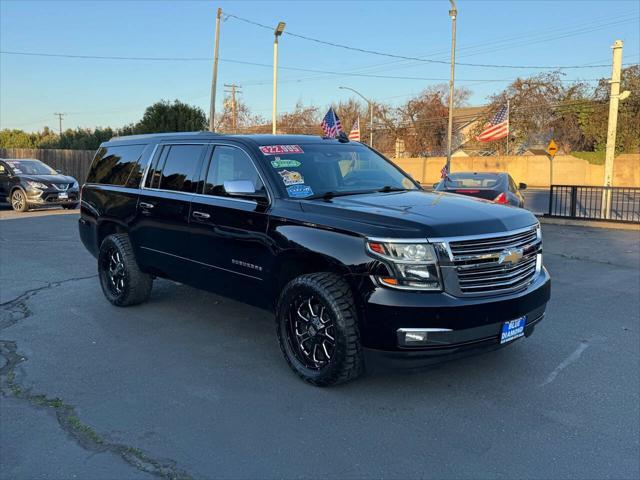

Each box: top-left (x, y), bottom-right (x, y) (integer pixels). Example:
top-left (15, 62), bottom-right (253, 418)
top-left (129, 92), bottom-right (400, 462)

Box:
top-left (286, 295), bottom-right (337, 370)
top-left (98, 234), bottom-right (153, 307)
top-left (276, 272), bottom-right (363, 386)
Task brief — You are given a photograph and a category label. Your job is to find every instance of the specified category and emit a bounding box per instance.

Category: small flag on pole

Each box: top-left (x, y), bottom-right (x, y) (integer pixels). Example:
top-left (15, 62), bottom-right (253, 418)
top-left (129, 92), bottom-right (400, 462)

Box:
top-left (321, 107), bottom-right (343, 138)
top-left (476, 104), bottom-right (509, 142)
top-left (348, 117), bottom-right (361, 141)
top-left (440, 164), bottom-right (448, 179)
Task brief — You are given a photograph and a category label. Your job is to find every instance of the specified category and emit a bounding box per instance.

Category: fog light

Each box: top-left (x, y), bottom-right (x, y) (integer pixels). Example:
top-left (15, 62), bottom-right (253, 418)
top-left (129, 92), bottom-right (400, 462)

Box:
top-left (397, 328), bottom-right (453, 347)
top-left (405, 331), bottom-right (428, 343)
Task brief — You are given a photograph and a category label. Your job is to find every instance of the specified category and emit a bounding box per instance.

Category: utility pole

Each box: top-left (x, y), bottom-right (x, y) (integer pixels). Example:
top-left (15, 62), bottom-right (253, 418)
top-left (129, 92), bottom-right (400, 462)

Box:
top-left (209, 7), bottom-right (222, 132)
top-left (53, 113), bottom-right (65, 136)
top-left (602, 40), bottom-right (631, 218)
top-left (224, 83), bottom-right (241, 132)
top-left (445, 0), bottom-right (458, 174)
top-left (272, 21), bottom-right (286, 134)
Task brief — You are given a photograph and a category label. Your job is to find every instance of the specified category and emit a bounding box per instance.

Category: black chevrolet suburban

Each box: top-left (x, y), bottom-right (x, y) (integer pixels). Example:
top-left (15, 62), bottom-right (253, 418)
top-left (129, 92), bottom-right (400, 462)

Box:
top-left (79, 132), bottom-right (550, 386)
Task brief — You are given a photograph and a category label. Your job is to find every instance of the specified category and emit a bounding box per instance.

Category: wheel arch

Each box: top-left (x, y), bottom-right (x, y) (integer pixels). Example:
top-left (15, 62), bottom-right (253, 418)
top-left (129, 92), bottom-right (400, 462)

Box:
top-left (96, 219), bottom-right (128, 249)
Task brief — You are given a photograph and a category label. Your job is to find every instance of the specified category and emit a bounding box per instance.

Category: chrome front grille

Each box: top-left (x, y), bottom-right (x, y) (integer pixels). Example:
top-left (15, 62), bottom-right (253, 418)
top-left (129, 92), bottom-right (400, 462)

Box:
top-left (52, 183), bottom-right (71, 191)
top-left (446, 226), bottom-right (541, 296)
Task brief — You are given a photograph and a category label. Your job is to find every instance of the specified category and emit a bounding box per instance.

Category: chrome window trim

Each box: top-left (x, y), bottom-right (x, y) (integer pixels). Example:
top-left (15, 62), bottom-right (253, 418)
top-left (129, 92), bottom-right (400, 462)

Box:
top-left (140, 141), bottom-right (272, 206)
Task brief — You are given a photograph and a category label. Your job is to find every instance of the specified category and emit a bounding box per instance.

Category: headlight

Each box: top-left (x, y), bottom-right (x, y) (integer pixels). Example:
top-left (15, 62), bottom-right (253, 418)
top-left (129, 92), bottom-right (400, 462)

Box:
top-left (25, 180), bottom-right (48, 189)
top-left (366, 240), bottom-right (442, 291)
top-left (72, 180), bottom-right (79, 189)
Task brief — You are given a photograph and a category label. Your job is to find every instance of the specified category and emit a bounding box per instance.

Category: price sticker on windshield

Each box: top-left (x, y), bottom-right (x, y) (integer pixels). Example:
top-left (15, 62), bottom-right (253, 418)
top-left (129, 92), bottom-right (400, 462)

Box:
top-left (259, 145), bottom-right (304, 155)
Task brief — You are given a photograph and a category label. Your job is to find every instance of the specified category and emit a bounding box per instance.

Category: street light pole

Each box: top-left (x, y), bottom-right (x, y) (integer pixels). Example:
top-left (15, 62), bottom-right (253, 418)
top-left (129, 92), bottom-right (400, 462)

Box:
top-left (445, 0), bottom-right (457, 174)
top-left (209, 7), bottom-right (222, 132)
top-left (338, 86), bottom-right (374, 147)
top-left (272, 21), bottom-right (286, 134)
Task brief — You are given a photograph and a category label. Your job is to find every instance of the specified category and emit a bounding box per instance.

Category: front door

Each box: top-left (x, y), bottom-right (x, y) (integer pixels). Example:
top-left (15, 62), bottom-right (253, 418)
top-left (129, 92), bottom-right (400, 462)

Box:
top-left (130, 143), bottom-right (208, 282)
top-left (0, 162), bottom-right (11, 201)
top-left (189, 144), bottom-right (272, 305)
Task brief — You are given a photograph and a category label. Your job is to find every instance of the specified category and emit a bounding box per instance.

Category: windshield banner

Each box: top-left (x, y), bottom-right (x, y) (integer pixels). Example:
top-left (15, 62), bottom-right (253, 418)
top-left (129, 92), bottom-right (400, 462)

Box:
top-left (259, 145), bottom-right (304, 155)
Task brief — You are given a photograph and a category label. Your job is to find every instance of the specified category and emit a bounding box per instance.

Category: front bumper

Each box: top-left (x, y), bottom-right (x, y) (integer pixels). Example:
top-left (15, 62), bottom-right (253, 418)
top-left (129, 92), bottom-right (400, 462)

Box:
top-left (24, 188), bottom-right (79, 206)
top-left (359, 267), bottom-right (551, 354)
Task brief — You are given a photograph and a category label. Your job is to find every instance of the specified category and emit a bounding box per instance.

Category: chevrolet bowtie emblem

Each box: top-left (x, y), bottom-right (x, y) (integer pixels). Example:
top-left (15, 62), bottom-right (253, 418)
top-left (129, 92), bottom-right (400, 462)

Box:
top-left (498, 248), bottom-right (524, 266)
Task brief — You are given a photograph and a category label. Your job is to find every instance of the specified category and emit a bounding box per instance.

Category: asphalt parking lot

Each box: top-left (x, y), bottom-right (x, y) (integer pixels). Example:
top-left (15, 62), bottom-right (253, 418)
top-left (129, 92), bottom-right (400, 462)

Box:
top-left (1, 211), bottom-right (639, 480)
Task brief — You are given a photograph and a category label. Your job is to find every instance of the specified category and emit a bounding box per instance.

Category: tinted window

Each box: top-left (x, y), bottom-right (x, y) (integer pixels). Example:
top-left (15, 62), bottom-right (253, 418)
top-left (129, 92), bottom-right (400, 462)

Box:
top-left (156, 145), bottom-right (205, 193)
top-left (87, 145), bottom-right (146, 186)
top-left (204, 146), bottom-right (265, 196)
top-left (444, 173), bottom-right (500, 189)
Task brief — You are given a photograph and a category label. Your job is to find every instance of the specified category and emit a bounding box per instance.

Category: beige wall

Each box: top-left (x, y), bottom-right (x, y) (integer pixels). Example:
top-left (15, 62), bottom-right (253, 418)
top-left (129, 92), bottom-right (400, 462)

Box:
top-left (391, 154), bottom-right (640, 187)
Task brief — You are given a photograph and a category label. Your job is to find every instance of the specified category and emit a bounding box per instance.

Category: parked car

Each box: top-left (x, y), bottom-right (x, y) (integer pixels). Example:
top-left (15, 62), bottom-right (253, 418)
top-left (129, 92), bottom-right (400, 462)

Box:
top-left (0, 158), bottom-right (80, 212)
top-left (79, 132), bottom-right (550, 386)
top-left (434, 172), bottom-right (527, 207)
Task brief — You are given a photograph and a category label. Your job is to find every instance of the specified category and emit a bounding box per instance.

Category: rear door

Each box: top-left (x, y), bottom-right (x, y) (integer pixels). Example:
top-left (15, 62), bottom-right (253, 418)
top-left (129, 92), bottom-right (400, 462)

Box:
top-left (188, 143), bottom-right (272, 302)
top-left (130, 143), bottom-right (208, 281)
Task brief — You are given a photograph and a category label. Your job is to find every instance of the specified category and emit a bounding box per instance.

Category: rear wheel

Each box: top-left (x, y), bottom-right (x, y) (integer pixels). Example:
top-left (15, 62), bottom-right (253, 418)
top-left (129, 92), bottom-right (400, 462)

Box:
top-left (276, 273), bottom-right (363, 386)
top-left (98, 233), bottom-right (152, 306)
top-left (11, 189), bottom-right (29, 212)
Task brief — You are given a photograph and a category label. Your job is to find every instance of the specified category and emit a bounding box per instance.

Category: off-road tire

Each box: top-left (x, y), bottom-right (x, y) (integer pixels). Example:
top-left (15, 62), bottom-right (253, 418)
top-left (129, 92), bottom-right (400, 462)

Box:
top-left (276, 272), bottom-right (364, 386)
top-left (98, 233), bottom-right (153, 307)
top-left (11, 189), bottom-right (29, 212)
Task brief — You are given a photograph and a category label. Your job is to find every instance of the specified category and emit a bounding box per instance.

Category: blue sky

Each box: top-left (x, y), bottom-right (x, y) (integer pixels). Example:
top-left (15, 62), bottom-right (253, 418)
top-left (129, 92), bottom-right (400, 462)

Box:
top-left (1, 0), bottom-right (639, 132)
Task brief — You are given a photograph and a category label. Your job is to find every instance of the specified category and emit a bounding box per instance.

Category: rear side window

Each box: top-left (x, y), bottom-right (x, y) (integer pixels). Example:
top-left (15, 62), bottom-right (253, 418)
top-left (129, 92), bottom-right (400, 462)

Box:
top-left (147, 144), bottom-right (205, 193)
top-left (87, 144), bottom-right (146, 186)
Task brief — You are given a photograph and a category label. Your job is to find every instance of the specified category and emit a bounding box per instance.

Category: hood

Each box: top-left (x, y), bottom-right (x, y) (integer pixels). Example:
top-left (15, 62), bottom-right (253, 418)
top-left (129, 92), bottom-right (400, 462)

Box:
top-left (19, 174), bottom-right (77, 185)
top-left (299, 190), bottom-right (537, 238)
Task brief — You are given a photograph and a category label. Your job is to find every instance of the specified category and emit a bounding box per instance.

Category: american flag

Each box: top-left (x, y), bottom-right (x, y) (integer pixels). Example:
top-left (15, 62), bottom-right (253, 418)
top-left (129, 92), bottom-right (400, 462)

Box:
top-left (476, 104), bottom-right (509, 142)
top-left (321, 108), bottom-right (343, 138)
top-left (440, 164), bottom-right (448, 179)
top-left (348, 117), bottom-right (361, 141)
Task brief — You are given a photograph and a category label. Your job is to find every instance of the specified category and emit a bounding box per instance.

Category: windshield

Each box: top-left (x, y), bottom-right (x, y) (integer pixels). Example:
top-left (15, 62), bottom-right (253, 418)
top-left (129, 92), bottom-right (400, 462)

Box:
top-left (5, 160), bottom-right (57, 175)
top-left (443, 173), bottom-right (501, 189)
top-left (261, 143), bottom-right (418, 199)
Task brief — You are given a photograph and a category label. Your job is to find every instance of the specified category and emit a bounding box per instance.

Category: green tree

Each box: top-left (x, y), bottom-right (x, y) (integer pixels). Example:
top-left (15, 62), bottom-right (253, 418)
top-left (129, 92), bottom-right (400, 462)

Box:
top-left (135, 100), bottom-right (207, 134)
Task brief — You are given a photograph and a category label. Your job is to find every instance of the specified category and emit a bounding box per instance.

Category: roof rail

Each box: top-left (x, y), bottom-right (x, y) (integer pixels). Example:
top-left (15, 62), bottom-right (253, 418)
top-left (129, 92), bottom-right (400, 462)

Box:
top-left (108, 131), bottom-right (221, 141)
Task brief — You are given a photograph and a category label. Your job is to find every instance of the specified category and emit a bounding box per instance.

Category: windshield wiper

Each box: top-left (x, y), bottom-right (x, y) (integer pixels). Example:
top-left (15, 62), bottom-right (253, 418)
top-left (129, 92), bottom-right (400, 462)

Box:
top-left (305, 190), bottom-right (373, 200)
top-left (376, 186), bottom-right (408, 193)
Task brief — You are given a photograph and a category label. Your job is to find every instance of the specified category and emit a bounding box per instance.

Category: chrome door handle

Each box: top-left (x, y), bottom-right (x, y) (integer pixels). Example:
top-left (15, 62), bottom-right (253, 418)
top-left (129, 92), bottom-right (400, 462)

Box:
top-left (139, 202), bottom-right (154, 209)
top-left (192, 211), bottom-right (210, 219)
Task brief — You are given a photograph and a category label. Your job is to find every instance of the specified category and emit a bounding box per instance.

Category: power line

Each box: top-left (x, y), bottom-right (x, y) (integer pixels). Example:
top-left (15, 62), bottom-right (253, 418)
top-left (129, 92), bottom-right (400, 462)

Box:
top-left (53, 112), bottom-right (66, 135)
top-left (222, 12), bottom-right (634, 70)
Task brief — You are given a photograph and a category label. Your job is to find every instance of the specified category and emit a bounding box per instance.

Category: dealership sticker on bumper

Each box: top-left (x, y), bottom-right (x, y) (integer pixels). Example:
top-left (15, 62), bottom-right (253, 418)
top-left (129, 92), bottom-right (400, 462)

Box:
top-left (500, 316), bottom-right (527, 344)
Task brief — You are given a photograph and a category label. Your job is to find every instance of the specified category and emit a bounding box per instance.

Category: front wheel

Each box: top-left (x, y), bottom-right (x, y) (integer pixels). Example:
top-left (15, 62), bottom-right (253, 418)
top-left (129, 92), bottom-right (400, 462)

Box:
top-left (98, 233), bottom-right (153, 306)
top-left (11, 189), bottom-right (29, 212)
top-left (276, 273), bottom-right (364, 386)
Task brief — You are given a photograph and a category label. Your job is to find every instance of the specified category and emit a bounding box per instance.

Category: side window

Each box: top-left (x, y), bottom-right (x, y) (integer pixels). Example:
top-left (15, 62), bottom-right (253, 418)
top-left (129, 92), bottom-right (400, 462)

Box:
top-left (86, 145), bottom-right (146, 186)
top-left (509, 176), bottom-right (517, 192)
top-left (153, 145), bottom-right (205, 193)
top-left (203, 146), bottom-right (265, 197)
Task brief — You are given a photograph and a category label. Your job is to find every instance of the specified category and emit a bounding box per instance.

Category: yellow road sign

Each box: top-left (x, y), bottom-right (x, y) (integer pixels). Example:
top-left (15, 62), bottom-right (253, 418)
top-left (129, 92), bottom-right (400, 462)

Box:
top-left (547, 140), bottom-right (559, 157)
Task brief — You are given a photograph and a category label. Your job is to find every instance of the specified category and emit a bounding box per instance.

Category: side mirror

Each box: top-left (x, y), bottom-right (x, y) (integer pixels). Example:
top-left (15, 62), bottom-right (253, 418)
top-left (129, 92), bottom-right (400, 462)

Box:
top-left (56, 169), bottom-right (63, 174)
top-left (223, 180), bottom-right (267, 200)
top-left (518, 182), bottom-right (527, 190)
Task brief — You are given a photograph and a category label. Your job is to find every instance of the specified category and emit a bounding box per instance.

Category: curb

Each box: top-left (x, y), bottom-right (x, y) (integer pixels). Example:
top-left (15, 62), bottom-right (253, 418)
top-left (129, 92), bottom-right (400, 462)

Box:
top-left (537, 215), bottom-right (640, 231)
